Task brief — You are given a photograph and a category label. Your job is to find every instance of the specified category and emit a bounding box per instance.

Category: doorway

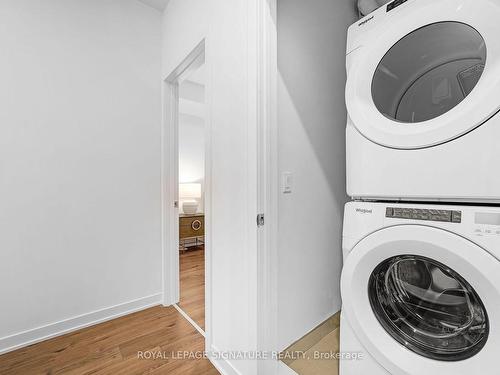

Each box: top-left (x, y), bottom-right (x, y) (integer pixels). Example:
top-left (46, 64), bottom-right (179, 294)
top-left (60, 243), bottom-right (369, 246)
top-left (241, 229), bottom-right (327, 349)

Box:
top-left (177, 55), bottom-right (206, 333)
top-left (162, 42), bottom-right (208, 336)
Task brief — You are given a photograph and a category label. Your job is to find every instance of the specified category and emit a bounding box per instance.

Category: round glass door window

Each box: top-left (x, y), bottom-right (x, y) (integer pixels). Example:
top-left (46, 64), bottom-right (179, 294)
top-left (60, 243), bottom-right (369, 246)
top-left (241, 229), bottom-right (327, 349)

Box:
top-left (369, 255), bottom-right (489, 361)
top-left (372, 22), bottom-right (487, 123)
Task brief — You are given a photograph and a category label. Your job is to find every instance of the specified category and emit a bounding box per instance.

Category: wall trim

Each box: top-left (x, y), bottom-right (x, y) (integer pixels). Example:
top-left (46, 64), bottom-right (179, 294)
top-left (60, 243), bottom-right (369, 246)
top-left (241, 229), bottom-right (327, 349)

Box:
top-left (278, 361), bottom-right (299, 375)
top-left (0, 293), bottom-right (162, 355)
top-left (208, 345), bottom-right (243, 375)
top-left (173, 303), bottom-right (205, 337)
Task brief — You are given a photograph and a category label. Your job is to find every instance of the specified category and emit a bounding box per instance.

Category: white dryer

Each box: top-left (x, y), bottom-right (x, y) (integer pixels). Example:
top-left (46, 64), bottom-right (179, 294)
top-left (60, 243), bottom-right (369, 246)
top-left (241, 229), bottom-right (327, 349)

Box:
top-left (346, 0), bottom-right (500, 203)
top-left (340, 201), bottom-right (500, 375)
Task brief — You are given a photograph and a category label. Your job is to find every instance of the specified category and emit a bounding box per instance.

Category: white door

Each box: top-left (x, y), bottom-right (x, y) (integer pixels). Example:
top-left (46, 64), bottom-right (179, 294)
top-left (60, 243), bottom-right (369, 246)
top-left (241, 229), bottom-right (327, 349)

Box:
top-left (346, 0), bottom-right (500, 149)
top-left (341, 225), bottom-right (500, 375)
top-left (162, 1), bottom-right (278, 373)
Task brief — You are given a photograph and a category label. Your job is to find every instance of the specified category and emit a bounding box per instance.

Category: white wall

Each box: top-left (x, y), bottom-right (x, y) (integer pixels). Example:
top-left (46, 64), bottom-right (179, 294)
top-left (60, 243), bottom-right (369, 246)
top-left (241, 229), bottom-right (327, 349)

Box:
top-left (161, 0), bottom-right (209, 78)
top-left (0, 0), bottom-right (162, 353)
top-left (179, 80), bottom-right (205, 212)
top-left (277, 0), bottom-right (357, 349)
top-left (162, 1), bottom-right (260, 374)
top-left (179, 115), bottom-right (205, 183)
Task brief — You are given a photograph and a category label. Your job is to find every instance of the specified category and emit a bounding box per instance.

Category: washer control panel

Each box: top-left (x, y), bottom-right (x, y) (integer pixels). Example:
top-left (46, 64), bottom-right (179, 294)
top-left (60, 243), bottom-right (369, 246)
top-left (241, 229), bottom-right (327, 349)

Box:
top-left (386, 207), bottom-right (462, 223)
top-left (473, 227), bottom-right (500, 236)
top-left (474, 212), bottom-right (500, 236)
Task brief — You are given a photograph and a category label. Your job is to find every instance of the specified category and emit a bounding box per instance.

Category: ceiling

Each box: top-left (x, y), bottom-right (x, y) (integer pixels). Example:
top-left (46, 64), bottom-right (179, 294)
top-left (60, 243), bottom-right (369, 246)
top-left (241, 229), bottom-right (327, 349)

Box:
top-left (137, 0), bottom-right (170, 11)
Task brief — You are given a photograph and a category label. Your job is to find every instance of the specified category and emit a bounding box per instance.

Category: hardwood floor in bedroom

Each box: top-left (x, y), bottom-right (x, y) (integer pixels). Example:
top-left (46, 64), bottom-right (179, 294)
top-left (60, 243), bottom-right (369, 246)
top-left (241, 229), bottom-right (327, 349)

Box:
top-left (178, 246), bottom-right (205, 331)
top-left (0, 306), bottom-right (219, 375)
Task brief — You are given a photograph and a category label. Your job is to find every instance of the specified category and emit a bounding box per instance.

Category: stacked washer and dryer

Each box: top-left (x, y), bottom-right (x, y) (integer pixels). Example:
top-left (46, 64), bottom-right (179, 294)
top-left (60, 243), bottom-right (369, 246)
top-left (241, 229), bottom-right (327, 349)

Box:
top-left (341, 0), bottom-right (500, 374)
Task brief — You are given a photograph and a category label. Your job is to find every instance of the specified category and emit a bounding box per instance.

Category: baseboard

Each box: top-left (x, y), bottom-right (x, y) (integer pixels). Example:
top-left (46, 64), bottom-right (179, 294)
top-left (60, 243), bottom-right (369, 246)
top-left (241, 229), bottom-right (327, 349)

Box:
top-left (281, 310), bottom-right (341, 365)
top-left (0, 293), bottom-right (162, 355)
top-left (278, 361), bottom-right (298, 375)
top-left (208, 346), bottom-right (286, 375)
top-left (208, 344), bottom-right (243, 375)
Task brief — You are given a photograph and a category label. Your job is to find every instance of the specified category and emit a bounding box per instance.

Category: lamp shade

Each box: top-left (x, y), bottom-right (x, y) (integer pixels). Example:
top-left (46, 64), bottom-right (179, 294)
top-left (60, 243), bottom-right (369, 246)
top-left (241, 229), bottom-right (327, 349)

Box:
top-left (179, 183), bottom-right (202, 199)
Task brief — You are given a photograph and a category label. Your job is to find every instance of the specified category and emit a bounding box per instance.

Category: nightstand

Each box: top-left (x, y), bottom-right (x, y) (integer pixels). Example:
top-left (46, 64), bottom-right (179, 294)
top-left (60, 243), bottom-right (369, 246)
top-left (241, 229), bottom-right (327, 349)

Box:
top-left (179, 213), bottom-right (204, 250)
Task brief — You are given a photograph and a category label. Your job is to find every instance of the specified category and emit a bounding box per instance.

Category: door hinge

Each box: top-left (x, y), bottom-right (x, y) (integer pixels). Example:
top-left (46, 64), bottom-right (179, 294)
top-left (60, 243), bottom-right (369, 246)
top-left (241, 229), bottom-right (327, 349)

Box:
top-left (174, 201), bottom-right (179, 209)
top-left (257, 213), bottom-right (265, 227)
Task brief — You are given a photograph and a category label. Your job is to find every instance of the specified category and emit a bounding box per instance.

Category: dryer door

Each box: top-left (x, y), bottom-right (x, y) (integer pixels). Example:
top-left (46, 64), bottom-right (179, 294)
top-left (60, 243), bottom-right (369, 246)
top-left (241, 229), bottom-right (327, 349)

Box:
top-left (341, 225), bottom-right (500, 375)
top-left (346, 0), bottom-right (500, 149)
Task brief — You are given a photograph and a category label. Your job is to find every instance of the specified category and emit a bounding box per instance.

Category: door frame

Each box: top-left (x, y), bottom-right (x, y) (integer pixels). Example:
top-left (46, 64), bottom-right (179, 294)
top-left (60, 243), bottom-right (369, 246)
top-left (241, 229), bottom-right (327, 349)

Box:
top-left (162, 40), bottom-right (206, 309)
top-left (254, 0), bottom-right (279, 373)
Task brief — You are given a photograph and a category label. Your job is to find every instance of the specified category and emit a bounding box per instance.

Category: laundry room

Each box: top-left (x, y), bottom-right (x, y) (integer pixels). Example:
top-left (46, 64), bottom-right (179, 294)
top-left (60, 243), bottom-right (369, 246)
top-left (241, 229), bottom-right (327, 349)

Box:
top-left (340, 0), bottom-right (498, 374)
top-left (279, 0), bottom-right (498, 374)
top-left (0, 0), bottom-right (498, 374)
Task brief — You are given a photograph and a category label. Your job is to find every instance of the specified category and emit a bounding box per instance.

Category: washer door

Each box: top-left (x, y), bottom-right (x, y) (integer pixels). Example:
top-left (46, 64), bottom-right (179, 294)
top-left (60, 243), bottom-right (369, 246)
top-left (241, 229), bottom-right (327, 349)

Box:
top-left (346, 0), bottom-right (500, 149)
top-left (369, 255), bottom-right (488, 361)
top-left (341, 225), bottom-right (500, 375)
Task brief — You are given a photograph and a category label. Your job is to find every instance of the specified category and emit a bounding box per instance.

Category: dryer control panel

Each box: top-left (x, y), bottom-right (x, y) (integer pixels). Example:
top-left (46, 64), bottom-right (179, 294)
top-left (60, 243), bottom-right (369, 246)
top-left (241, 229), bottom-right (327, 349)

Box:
top-left (386, 207), bottom-right (462, 223)
top-left (387, 0), bottom-right (409, 12)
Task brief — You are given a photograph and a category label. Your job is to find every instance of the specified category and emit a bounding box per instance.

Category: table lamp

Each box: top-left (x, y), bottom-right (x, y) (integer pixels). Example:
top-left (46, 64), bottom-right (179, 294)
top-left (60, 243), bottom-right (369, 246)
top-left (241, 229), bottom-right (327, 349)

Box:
top-left (179, 183), bottom-right (202, 214)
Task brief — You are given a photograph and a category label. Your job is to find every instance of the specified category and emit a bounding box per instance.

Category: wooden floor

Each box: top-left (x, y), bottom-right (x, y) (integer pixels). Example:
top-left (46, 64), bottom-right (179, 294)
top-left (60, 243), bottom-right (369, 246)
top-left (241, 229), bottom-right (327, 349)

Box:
top-left (281, 313), bottom-right (341, 375)
top-left (286, 328), bottom-right (340, 375)
top-left (0, 306), bottom-right (219, 375)
top-left (178, 247), bottom-right (205, 331)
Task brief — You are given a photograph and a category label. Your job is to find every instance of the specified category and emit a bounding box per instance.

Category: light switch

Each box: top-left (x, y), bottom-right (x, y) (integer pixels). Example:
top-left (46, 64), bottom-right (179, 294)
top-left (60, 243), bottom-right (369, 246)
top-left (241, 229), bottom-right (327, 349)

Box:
top-left (282, 172), bottom-right (293, 194)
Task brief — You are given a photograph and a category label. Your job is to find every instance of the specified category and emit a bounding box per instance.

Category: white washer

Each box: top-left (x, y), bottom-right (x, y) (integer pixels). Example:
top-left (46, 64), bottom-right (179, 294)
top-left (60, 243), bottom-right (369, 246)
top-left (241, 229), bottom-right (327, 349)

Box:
top-left (340, 201), bottom-right (500, 375)
top-left (346, 0), bottom-right (500, 203)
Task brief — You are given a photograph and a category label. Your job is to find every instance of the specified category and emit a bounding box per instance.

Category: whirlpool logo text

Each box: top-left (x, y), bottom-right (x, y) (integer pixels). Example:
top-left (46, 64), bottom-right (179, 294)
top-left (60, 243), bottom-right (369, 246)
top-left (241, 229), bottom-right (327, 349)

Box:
top-left (356, 208), bottom-right (373, 214)
top-left (358, 16), bottom-right (374, 27)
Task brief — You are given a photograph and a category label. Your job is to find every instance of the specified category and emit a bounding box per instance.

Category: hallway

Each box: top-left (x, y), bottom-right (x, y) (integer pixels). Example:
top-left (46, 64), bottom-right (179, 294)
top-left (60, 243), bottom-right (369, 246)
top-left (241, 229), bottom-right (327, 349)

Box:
top-left (0, 307), bottom-right (219, 375)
